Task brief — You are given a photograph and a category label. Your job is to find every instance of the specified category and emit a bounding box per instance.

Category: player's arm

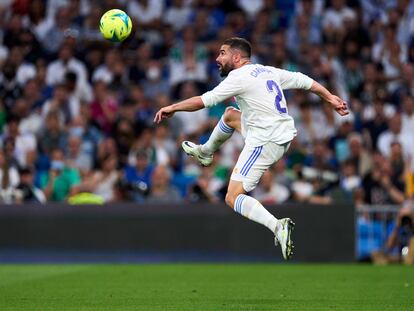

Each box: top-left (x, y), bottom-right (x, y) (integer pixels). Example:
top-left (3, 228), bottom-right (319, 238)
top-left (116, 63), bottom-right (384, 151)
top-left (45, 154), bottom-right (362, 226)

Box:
top-left (154, 73), bottom-right (243, 123)
top-left (275, 68), bottom-right (349, 116)
top-left (309, 80), bottom-right (349, 116)
top-left (154, 96), bottom-right (204, 123)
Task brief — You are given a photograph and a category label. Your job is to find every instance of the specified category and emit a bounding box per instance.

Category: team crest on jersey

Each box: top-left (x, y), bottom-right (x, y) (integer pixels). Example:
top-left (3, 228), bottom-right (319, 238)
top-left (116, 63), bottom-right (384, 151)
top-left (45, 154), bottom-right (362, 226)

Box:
top-left (233, 167), bottom-right (239, 174)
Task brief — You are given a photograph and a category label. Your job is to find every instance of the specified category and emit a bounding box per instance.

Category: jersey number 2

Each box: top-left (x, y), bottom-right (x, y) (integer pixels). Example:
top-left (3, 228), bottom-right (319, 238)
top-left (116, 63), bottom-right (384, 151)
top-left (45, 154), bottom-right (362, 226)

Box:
top-left (266, 80), bottom-right (287, 114)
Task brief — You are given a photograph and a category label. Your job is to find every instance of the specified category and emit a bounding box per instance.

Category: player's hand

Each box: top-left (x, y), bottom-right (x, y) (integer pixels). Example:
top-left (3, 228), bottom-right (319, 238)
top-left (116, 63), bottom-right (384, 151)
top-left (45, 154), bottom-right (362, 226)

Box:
top-left (328, 95), bottom-right (349, 116)
top-left (153, 106), bottom-right (175, 123)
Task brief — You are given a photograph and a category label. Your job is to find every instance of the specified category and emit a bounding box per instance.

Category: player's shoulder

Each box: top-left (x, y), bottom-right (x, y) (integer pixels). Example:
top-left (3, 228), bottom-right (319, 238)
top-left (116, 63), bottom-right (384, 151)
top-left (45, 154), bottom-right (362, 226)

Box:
top-left (229, 64), bottom-right (276, 78)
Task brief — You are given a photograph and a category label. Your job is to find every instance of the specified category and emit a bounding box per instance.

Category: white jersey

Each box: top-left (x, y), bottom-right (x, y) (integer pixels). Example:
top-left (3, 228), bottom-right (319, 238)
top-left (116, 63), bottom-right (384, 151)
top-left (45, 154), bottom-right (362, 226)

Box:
top-left (201, 64), bottom-right (313, 147)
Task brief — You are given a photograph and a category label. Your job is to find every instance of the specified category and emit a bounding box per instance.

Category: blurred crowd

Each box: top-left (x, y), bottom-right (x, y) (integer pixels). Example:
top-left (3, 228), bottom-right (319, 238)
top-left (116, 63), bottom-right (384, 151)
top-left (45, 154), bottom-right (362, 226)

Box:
top-left (0, 0), bottom-right (413, 205)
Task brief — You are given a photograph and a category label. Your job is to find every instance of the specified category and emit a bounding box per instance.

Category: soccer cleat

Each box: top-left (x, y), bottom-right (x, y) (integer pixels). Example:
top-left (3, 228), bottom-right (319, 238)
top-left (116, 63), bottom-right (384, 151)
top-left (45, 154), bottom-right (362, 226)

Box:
top-left (275, 218), bottom-right (295, 260)
top-left (181, 141), bottom-right (213, 167)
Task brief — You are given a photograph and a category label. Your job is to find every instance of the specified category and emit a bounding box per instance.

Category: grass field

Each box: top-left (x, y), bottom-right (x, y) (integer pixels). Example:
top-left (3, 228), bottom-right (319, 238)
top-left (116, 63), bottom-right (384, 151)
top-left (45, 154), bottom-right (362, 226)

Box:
top-left (0, 264), bottom-right (413, 310)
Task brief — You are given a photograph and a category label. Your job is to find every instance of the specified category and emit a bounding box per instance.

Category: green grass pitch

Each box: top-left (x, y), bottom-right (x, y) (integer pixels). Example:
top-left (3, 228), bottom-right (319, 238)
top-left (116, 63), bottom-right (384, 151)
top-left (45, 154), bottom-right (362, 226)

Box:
top-left (0, 264), bottom-right (413, 310)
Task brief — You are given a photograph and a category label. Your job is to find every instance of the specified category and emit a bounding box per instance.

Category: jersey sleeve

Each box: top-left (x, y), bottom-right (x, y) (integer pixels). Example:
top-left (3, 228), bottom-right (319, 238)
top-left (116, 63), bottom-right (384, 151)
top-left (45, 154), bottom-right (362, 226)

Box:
top-left (274, 68), bottom-right (313, 90)
top-left (201, 72), bottom-right (244, 107)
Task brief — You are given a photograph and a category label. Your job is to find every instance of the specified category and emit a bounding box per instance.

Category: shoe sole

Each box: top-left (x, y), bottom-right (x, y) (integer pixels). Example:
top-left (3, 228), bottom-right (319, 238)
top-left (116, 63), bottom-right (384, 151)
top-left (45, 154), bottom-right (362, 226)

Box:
top-left (181, 142), bottom-right (212, 167)
top-left (284, 219), bottom-right (295, 260)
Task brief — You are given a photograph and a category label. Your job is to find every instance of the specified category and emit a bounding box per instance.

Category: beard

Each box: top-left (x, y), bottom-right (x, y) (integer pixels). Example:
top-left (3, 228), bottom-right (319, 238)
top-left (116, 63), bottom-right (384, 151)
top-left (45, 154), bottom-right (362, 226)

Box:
top-left (219, 62), bottom-right (234, 77)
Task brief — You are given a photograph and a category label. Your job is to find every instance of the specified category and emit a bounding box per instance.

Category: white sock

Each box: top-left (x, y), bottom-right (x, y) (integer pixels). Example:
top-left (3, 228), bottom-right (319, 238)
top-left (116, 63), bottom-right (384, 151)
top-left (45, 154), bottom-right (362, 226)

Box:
top-left (234, 194), bottom-right (279, 234)
top-left (201, 116), bottom-right (234, 155)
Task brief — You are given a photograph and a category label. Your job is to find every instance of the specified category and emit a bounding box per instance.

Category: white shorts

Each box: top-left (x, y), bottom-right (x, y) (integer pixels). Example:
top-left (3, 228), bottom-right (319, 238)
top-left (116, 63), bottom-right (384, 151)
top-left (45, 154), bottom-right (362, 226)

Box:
top-left (230, 141), bottom-right (290, 192)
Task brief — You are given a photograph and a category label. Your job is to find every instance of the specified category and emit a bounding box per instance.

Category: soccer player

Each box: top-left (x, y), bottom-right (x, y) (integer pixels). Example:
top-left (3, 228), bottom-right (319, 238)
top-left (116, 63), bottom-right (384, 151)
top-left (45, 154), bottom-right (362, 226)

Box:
top-left (154, 37), bottom-right (349, 260)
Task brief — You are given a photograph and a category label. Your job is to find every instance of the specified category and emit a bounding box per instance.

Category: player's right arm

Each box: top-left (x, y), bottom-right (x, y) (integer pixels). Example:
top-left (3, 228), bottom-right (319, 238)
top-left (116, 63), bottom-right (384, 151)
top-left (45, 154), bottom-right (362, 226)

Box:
top-left (200, 72), bottom-right (243, 108)
top-left (154, 73), bottom-right (243, 123)
top-left (153, 96), bottom-right (204, 123)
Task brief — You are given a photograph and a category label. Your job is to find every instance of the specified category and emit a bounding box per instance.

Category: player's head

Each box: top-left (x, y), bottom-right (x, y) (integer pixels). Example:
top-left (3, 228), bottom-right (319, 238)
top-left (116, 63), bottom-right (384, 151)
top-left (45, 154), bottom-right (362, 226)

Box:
top-left (217, 37), bottom-right (251, 77)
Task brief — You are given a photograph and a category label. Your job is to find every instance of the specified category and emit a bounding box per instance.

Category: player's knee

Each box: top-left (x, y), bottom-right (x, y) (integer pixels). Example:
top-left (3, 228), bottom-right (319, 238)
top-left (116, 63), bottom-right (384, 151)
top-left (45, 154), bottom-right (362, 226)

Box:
top-left (225, 191), bottom-right (237, 208)
top-left (223, 107), bottom-right (238, 125)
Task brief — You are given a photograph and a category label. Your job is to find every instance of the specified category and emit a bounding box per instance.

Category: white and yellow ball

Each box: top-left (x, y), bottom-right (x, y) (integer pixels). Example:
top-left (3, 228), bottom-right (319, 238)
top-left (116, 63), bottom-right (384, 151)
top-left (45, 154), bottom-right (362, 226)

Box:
top-left (99, 9), bottom-right (132, 42)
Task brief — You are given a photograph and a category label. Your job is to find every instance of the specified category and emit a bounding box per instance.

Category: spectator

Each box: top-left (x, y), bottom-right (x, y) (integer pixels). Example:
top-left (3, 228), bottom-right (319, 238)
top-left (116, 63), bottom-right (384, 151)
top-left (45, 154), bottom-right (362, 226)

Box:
top-left (64, 71), bottom-right (92, 104)
top-left (89, 80), bottom-right (119, 135)
top-left (1, 115), bottom-right (37, 167)
top-left (174, 81), bottom-right (208, 136)
top-left (322, 0), bottom-right (356, 35)
top-left (42, 83), bottom-right (79, 125)
top-left (142, 60), bottom-right (170, 98)
top-left (79, 3), bottom-right (103, 43)
top-left (113, 118), bottom-right (136, 165)
top-left (304, 140), bottom-right (337, 171)
top-left (153, 123), bottom-right (177, 166)
top-left (339, 159), bottom-right (361, 195)
top-left (0, 149), bottom-right (20, 203)
top-left (386, 205), bottom-right (414, 261)
top-left (66, 134), bottom-right (93, 174)
top-left (291, 169), bottom-right (331, 205)
top-left (14, 97), bottom-right (42, 136)
top-left (377, 114), bottom-right (412, 158)
top-left (164, 0), bottom-right (192, 31)
top-left (2, 137), bottom-right (19, 168)
top-left (86, 154), bottom-right (120, 203)
top-left (46, 44), bottom-right (87, 88)
top-left (92, 49), bottom-right (121, 85)
top-left (295, 102), bottom-right (335, 149)
top-left (146, 164), bottom-right (181, 203)
top-left (41, 6), bottom-right (78, 54)
top-left (362, 152), bottom-right (405, 204)
top-left (7, 45), bottom-right (36, 86)
top-left (129, 43), bottom-right (153, 84)
top-left (362, 99), bottom-right (389, 150)
top-left (347, 132), bottom-right (373, 177)
top-left (96, 136), bottom-right (118, 166)
top-left (3, 13), bottom-right (24, 48)
top-left (372, 24), bottom-right (406, 93)
top-left (0, 63), bottom-right (23, 109)
top-left (401, 95), bottom-right (414, 136)
top-left (40, 148), bottom-right (81, 202)
top-left (16, 167), bottom-right (46, 203)
top-left (389, 141), bottom-right (406, 192)
top-left (287, 2), bottom-right (322, 59)
top-left (25, 0), bottom-right (53, 44)
top-left (237, 0), bottom-right (264, 19)
top-left (127, 0), bottom-right (164, 27)
top-left (254, 170), bottom-right (290, 205)
top-left (188, 166), bottom-right (222, 203)
top-left (168, 27), bottom-right (208, 86)
top-left (128, 127), bottom-right (156, 165)
top-left (124, 149), bottom-right (154, 192)
top-left (391, 64), bottom-right (414, 105)
top-left (38, 110), bottom-right (67, 156)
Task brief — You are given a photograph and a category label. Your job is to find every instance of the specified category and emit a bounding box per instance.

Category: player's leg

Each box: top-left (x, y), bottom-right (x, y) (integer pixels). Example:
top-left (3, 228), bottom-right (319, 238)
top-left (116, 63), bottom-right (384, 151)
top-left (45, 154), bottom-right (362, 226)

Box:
top-left (202, 106), bottom-right (241, 155)
top-left (182, 107), bottom-right (240, 166)
top-left (225, 178), bottom-right (280, 234)
top-left (226, 141), bottom-right (295, 260)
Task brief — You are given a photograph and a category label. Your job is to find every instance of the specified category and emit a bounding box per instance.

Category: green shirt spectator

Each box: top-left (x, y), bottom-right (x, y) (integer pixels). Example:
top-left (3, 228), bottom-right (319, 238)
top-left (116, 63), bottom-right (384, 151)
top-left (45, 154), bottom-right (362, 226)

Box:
top-left (40, 167), bottom-right (81, 202)
top-left (41, 149), bottom-right (81, 202)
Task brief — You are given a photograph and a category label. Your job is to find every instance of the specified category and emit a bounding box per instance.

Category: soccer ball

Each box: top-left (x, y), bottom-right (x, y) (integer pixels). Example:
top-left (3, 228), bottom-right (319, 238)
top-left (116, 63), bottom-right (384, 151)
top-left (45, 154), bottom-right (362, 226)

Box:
top-left (99, 9), bottom-right (132, 42)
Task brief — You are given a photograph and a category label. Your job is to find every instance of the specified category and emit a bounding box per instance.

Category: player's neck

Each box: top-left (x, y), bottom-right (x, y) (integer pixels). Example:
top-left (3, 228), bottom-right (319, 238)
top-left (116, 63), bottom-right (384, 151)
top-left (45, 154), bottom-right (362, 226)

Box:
top-left (235, 58), bottom-right (251, 69)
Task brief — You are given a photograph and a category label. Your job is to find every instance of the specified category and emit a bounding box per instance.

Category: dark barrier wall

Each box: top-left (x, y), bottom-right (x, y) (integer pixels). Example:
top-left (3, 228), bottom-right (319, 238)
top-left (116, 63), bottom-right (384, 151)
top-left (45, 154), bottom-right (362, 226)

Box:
top-left (0, 203), bottom-right (354, 262)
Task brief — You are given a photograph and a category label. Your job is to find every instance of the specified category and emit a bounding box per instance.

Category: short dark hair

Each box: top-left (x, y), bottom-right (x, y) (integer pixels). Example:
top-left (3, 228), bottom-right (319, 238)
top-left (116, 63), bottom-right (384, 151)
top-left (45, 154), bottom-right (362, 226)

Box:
top-left (223, 37), bottom-right (251, 58)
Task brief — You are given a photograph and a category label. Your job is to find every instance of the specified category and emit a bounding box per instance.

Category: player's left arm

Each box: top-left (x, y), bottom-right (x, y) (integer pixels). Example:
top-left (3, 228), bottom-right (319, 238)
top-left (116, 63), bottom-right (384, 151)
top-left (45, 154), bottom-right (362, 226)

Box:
top-left (275, 68), bottom-right (348, 116)
top-left (309, 80), bottom-right (349, 116)
top-left (153, 96), bottom-right (204, 123)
